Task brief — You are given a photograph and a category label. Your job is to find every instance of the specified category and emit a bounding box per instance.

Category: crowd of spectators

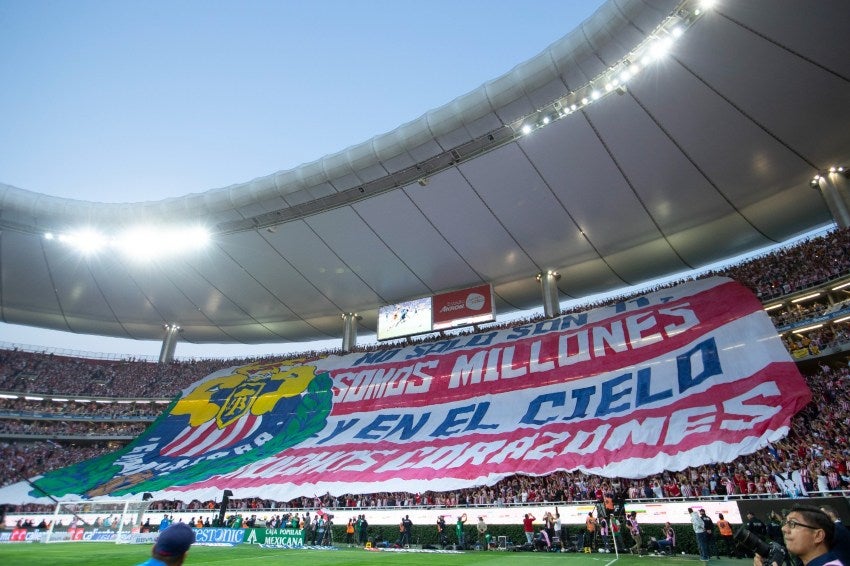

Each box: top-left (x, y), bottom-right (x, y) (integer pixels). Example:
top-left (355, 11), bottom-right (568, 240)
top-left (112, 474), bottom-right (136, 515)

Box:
top-left (0, 419), bottom-right (146, 438)
top-left (0, 397), bottom-right (159, 442)
top-left (0, 397), bottom-right (162, 419)
top-left (782, 325), bottom-right (850, 358)
top-left (770, 299), bottom-right (831, 327)
top-left (716, 227), bottom-right (850, 300)
top-left (2, 228), bottom-right (850, 510)
top-left (0, 441), bottom-right (121, 498)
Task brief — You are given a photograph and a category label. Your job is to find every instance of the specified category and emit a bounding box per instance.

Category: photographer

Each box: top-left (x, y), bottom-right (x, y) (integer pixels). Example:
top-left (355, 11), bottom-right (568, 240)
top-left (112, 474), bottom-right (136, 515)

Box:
top-left (436, 515), bottom-right (448, 548)
top-left (400, 514), bottom-right (412, 547)
top-left (626, 511), bottom-right (642, 555)
top-left (754, 506), bottom-right (842, 566)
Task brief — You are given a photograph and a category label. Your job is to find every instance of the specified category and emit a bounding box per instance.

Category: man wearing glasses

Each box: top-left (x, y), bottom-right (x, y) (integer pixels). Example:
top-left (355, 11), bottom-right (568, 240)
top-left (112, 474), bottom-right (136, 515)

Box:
top-left (754, 505), bottom-right (843, 566)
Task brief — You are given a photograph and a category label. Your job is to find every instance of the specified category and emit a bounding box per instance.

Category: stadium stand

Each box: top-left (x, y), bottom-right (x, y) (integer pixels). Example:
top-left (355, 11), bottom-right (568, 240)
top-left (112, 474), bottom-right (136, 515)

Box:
top-left (1, 228), bottom-right (850, 513)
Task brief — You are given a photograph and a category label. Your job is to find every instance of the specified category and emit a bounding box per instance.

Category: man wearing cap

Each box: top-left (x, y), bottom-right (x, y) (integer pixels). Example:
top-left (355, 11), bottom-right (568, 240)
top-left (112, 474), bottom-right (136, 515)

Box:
top-left (136, 522), bottom-right (195, 566)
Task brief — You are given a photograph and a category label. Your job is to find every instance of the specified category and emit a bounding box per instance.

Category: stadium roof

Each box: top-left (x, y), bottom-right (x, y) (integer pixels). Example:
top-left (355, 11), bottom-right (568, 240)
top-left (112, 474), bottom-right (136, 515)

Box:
top-left (1, 0), bottom-right (848, 345)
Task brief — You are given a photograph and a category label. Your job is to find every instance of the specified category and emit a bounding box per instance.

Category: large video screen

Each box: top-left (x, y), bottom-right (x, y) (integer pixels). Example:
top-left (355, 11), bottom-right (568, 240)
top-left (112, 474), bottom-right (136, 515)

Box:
top-left (432, 283), bottom-right (495, 330)
top-left (376, 297), bottom-right (433, 341)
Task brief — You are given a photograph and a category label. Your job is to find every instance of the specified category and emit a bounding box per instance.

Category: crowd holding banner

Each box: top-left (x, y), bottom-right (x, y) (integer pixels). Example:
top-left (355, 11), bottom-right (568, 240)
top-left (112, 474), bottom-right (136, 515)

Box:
top-left (0, 278), bottom-right (812, 506)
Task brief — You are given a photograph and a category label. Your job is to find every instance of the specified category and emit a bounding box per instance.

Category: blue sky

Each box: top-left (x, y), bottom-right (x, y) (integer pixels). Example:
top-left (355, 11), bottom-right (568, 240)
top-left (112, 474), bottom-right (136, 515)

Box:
top-left (0, 0), bottom-right (604, 203)
top-left (0, 0), bottom-right (607, 359)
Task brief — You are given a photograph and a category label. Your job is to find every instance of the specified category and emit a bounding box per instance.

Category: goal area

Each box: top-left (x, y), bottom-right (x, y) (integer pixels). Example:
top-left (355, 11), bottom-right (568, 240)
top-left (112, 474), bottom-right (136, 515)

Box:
top-left (45, 499), bottom-right (154, 544)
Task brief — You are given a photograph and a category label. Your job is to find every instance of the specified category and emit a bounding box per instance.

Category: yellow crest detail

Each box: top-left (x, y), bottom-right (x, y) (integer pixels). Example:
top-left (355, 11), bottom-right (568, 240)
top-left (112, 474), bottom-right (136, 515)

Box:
top-left (171, 361), bottom-right (317, 429)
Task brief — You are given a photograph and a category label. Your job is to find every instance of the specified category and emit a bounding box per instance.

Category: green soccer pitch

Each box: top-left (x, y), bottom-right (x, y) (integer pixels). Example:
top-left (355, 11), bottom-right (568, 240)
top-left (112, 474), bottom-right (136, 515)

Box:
top-left (0, 544), bottom-right (748, 566)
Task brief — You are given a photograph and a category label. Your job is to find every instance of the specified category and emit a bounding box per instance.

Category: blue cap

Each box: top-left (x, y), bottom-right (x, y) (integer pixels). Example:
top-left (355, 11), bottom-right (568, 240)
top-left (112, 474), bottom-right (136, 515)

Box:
top-left (154, 523), bottom-right (195, 556)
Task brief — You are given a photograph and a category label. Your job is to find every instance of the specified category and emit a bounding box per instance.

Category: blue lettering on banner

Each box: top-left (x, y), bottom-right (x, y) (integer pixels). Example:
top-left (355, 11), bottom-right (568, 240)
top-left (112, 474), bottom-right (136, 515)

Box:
top-left (193, 528), bottom-right (245, 545)
top-left (352, 333), bottom-right (507, 365)
top-left (677, 338), bottom-right (721, 393)
top-left (87, 531), bottom-right (118, 541)
top-left (354, 412), bottom-right (430, 441)
top-left (520, 337), bottom-right (723, 425)
top-left (506, 313), bottom-right (589, 341)
top-left (430, 402), bottom-right (499, 438)
top-left (352, 349), bottom-right (402, 366)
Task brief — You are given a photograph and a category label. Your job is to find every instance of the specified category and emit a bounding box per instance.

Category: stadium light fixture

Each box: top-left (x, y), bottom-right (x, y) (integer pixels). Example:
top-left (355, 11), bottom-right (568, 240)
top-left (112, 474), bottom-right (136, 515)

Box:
top-left (763, 303), bottom-right (783, 311)
top-left (793, 323), bottom-right (823, 334)
top-left (833, 315), bottom-right (850, 324)
top-left (45, 225), bottom-right (211, 260)
top-left (831, 281), bottom-right (850, 291)
top-left (791, 292), bottom-right (821, 303)
top-left (649, 36), bottom-right (675, 60)
top-left (508, 0), bottom-right (706, 138)
top-left (60, 229), bottom-right (108, 255)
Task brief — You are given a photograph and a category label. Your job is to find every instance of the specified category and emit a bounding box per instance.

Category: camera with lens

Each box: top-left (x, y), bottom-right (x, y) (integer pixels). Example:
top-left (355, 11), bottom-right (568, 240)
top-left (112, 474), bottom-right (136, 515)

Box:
top-left (734, 526), bottom-right (787, 565)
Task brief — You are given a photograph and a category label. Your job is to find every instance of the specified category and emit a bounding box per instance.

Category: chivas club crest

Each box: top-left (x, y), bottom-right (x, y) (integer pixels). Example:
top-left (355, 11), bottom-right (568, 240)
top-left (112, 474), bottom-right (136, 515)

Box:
top-left (31, 359), bottom-right (333, 498)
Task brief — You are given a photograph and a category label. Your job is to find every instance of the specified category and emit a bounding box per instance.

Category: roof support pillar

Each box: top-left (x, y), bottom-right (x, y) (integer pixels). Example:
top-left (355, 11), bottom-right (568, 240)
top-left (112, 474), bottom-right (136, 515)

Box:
top-left (812, 169), bottom-right (850, 229)
top-left (159, 323), bottom-right (180, 363)
top-left (341, 313), bottom-right (361, 353)
top-left (537, 271), bottom-right (561, 319)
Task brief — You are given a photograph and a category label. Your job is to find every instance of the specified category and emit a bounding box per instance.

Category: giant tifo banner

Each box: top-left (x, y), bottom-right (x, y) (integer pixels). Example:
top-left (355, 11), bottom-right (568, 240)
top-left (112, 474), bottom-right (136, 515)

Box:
top-left (0, 277), bottom-right (811, 504)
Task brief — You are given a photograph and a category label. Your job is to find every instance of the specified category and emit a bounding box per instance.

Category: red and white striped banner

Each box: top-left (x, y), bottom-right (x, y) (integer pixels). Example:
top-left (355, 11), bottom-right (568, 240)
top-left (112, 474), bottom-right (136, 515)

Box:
top-left (161, 277), bottom-right (809, 501)
top-left (0, 278), bottom-right (810, 504)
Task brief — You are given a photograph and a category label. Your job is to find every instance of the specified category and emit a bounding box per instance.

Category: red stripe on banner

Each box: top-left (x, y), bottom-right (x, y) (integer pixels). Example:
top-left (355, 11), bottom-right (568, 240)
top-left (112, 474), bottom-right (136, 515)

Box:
top-left (162, 415), bottom-right (259, 457)
top-left (161, 420), bottom-right (215, 456)
top-left (175, 361), bottom-right (809, 491)
top-left (330, 279), bottom-right (761, 414)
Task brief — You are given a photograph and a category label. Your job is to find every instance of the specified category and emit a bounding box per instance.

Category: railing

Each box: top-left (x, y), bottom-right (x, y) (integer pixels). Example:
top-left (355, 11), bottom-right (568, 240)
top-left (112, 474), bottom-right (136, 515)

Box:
top-left (0, 411), bottom-right (156, 422)
top-left (5, 491), bottom-right (849, 519)
top-left (0, 432), bottom-right (138, 441)
top-left (0, 341), bottom-right (160, 362)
